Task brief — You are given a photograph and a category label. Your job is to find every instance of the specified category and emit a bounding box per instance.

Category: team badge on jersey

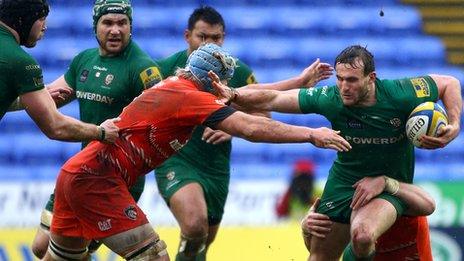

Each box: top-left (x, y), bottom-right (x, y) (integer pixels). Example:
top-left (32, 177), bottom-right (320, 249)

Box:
top-left (390, 118), bottom-right (402, 128)
top-left (410, 77), bottom-right (430, 98)
top-left (124, 205), bottom-right (138, 220)
top-left (140, 66), bottom-right (162, 89)
top-left (105, 74), bottom-right (114, 85)
top-left (166, 171), bottom-right (175, 181)
top-left (79, 70), bottom-right (89, 82)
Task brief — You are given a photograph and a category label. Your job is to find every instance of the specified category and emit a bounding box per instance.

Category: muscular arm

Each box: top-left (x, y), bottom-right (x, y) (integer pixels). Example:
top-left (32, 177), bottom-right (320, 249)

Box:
top-left (244, 58), bottom-right (333, 91)
top-left (21, 88), bottom-right (105, 142)
top-left (351, 176), bottom-right (435, 216)
top-left (233, 89), bottom-right (302, 113)
top-left (421, 74), bottom-right (462, 148)
top-left (214, 111), bottom-right (351, 151)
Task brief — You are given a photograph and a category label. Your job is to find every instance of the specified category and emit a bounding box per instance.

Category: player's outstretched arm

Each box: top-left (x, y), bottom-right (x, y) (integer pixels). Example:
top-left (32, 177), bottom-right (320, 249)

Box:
top-left (421, 74), bottom-right (462, 149)
top-left (244, 59), bottom-right (333, 91)
top-left (350, 176), bottom-right (435, 216)
top-left (20, 88), bottom-right (119, 143)
top-left (211, 73), bottom-right (302, 113)
top-left (214, 111), bottom-right (351, 151)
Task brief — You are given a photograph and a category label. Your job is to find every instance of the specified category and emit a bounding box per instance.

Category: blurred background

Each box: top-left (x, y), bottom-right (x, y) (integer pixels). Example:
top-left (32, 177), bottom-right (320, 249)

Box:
top-left (0, 0), bottom-right (463, 260)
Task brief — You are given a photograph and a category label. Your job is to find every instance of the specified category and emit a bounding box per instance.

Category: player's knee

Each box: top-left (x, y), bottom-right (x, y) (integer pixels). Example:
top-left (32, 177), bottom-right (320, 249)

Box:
top-left (178, 233), bottom-right (208, 257)
top-left (32, 238), bottom-right (49, 259)
top-left (47, 238), bottom-right (88, 261)
top-left (182, 215), bottom-right (208, 237)
top-left (351, 226), bottom-right (375, 256)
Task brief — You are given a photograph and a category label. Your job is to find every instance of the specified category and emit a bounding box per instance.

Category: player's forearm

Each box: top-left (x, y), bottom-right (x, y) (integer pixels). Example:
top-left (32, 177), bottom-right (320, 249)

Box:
top-left (238, 116), bottom-right (312, 143)
top-left (244, 76), bottom-right (304, 91)
top-left (439, 76), bottom-right (462, 128)
top-left (233, 89), bottom-right (279, 111)
top-left (41, 113), bottom-right (103, 142)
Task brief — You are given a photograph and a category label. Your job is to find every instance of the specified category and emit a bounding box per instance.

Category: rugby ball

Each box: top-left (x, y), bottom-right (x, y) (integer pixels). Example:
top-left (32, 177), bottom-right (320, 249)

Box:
top-left (406, 102), bottom-right (448, 147)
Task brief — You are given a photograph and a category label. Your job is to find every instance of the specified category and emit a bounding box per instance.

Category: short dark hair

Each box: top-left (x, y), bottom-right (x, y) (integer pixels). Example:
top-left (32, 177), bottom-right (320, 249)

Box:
top-left (335, 45), bottom-right (375, 76)
top-left (188, 6), bottom-right (225, 32)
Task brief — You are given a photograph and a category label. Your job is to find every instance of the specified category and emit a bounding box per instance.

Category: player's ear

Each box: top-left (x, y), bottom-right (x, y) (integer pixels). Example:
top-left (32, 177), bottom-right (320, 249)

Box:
top-left (368, 71), bottom-right (376, 83)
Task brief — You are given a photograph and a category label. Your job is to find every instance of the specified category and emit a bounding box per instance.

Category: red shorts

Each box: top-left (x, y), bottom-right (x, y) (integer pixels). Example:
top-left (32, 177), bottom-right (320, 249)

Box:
top-left (50, 170), bottom-right (148, 240)
top-left (375, 216), bottom-right (432, 261)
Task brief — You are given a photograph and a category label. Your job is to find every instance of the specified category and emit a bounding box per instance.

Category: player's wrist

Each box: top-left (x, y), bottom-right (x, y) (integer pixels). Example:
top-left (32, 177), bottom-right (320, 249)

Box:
top-left (97, 126), bottom-right (106, 141)
top-left (225, 87), bottom-right (239, 106)
top-left (384, 176), bottom-right (399, 195)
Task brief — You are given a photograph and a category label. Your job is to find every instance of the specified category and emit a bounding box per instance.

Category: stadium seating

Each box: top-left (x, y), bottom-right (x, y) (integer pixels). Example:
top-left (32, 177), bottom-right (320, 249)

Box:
top-left (2, 0), bottom-right (464, 181)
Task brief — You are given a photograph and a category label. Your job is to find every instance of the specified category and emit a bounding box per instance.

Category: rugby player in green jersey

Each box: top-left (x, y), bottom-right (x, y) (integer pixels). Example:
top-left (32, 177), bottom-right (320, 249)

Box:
top-left (0, 0), bottom-right (119, 142)
top-left (154, 7), bottom-right (259, 261)
top-left (211, 45), bottom-right (461, 260)
top-left (154, 7), bottom-right (333, 261)
top-left (30, 0), bottom-right (163, 259)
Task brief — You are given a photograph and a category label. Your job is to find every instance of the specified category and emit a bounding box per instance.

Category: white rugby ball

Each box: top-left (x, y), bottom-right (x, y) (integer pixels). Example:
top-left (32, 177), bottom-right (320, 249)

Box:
top-left (406, 102), bottom-right (448, 147)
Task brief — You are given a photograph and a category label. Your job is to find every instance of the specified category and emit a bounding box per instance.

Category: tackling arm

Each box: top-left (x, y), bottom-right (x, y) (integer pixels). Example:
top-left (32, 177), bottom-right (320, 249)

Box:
top-left (214, 111), bottom-right (351, 151)
top-left (20, 88), bottom-right (118, 142)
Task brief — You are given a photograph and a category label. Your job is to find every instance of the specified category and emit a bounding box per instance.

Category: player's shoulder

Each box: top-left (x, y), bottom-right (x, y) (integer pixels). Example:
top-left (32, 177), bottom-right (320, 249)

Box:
top-left (8, 45), bottom-right (41, 71)
top-left (72, 48), bottom-right (99, 63)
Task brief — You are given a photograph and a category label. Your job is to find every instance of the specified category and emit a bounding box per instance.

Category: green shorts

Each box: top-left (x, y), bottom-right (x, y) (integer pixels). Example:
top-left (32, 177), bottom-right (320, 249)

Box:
top-left (44, 175), bottom-right (146, 212)
top-left (155, 160), bottom-right (230, 226)
top-left (316, 175), bottom-right (406, 224)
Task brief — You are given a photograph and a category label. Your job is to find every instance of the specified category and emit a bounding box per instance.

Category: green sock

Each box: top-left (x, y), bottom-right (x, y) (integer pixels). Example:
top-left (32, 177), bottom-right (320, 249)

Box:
top-left (342, 243), bottom-right (375, 261)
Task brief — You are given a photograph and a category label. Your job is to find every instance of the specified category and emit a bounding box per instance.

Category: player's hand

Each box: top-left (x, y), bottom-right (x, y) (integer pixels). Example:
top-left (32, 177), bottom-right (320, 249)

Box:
top-left (301, 198), bottom-right (332, 238)
top-left (47, 85), bottom-right (73, 103)
top-left (310, 128), bottom-right (351, 152)
top-left (298, 58), bottom-right (334, 88)
top-left (99, 117), bottom-right (120, 143)
top-left (419, 124), bottom-right (460, 149)
top-left (202, 127), bottom-right (232, 144)
top-left (209, 71), bottom-right (236, 104)
top-left (351, 176), bottom-right (385, 210)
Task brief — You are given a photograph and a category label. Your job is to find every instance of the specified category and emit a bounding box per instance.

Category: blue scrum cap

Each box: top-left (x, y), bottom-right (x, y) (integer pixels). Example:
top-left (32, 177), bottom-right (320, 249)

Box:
top-left (186, 43), bottom-right (236, 92)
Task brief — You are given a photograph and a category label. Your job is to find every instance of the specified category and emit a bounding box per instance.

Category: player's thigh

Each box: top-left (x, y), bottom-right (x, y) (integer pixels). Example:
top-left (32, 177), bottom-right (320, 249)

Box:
top-left (350, 198), bottom-right (398, 241)
top-left (309, 221), bottom-right (350, 261)
top-left (170, 182), bottom-right (208, 226)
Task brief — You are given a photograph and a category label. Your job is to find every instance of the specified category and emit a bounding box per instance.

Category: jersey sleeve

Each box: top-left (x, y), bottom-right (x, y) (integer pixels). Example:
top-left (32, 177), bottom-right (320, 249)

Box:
top-left (177, 91), bottom-right (231, 126)
top-left (12, 52), bottom-right (44, 94)
top-left (134, 58), bottom-right (163, 93)
top-left (386, 76), bottom-right (439, 112)
top-left (229, 60), bottom-right (257, 88)
top-left (298, 86), bottom-right (336, 115)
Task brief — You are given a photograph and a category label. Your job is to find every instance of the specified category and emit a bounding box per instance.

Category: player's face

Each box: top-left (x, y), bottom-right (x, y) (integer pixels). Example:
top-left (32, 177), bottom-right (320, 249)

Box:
top-left (335, 60), bottom-right (375, 106)
top-left (24, 17), bottom-right (47, 48)
top-left (185, 20), bottom-right (225, 54)
top-left (96, 13), bottom-right (131, 56)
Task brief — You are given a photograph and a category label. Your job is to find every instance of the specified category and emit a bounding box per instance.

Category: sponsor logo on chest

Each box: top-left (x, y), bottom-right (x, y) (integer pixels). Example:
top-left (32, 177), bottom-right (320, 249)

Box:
top-left (76, 91), bottom-right (114, 105)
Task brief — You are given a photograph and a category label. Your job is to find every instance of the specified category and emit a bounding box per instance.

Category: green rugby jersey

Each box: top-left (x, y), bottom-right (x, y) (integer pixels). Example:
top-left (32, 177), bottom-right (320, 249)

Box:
top-left (0, 25), bottom-right (44, 120)
top-left (156, 49), bottom-right (256, 175)
top-left (64, 40), bottom-right (162, 128)
top-left (298, 76), bottom-right (438, 183)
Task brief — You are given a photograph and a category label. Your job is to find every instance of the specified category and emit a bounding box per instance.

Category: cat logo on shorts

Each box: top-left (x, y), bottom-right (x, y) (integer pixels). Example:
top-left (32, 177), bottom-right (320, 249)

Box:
top-left (124, 205), bottom-right (138, 220)
top-left (410, 78), bottom-right (430, 98)
top-left (105, 74), bottom-right (114, 85)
